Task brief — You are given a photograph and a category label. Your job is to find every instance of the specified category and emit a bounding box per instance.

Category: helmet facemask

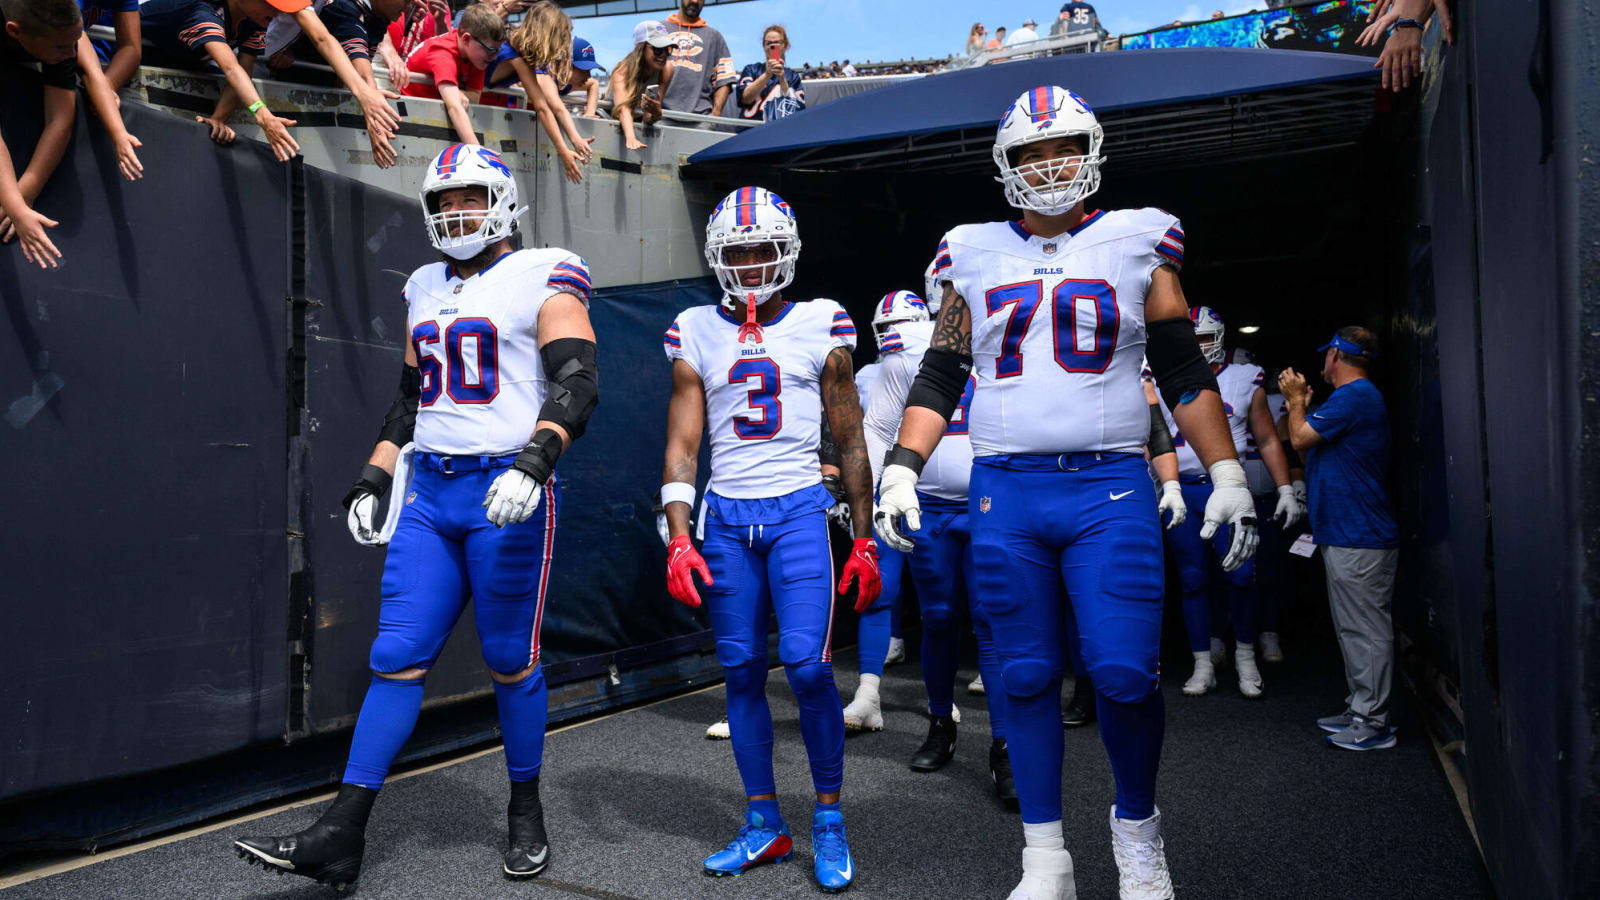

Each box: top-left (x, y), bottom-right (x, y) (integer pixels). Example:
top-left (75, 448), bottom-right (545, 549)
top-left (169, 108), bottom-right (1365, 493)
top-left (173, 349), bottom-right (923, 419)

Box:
top-left (995, 135), bottom-right (1104, 215)
top-left (706, 236), bottom-right (799, 343)
top-left (424, 180), bottom-right (523, 261)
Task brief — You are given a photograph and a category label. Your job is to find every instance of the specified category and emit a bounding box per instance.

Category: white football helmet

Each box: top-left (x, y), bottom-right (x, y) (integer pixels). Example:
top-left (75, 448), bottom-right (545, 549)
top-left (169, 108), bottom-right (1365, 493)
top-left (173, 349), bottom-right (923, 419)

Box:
top-left (993, 85), bottom-right (1105, 215)
top-left (420, 144), bottom-right (526, 261)
top-left (1191, 306), bottom-right (1226, 365)
top-left (704, 186), bottom-right (801, 310)
top-left (1227, 346), bottom-right (1255, 366)
top-left (871, 290), bottom-right (930, 351)
top-left (923, 257), bottom-right (943, 315)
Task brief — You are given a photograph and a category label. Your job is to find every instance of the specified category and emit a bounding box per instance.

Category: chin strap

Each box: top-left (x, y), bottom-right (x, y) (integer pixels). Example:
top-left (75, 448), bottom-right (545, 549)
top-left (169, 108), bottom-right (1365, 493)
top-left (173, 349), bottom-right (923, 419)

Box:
top-left (737, 291), bottom-right (764, 344)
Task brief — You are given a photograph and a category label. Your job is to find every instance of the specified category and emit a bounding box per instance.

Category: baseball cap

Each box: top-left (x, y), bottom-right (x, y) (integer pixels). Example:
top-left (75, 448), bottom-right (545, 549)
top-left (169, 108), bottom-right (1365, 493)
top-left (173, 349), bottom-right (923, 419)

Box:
top-left (264, 0), bottom-right (311, 11)
top-left (1022, 17), bottom-right (1037, 26)
top-left (572, 36), bottom-right (598, 69)
top-left (634, 20), bottom-right (672, 48)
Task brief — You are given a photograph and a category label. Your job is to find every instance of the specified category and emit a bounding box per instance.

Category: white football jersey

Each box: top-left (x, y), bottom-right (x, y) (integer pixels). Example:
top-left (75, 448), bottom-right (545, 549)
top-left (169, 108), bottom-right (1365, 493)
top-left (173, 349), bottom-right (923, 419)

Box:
top-left (855, 362), bottom-right (880, 412)
top-left (1159, 362), bottom-right (1264, 476)
top-left (936, 208), bottom-right (1184, 456)
top-left (863, 320), bottom-right (975, 502)
top-left (664, 300), bottom-right (856, 499)
top-left (405, 249), bottom-right (592, 456)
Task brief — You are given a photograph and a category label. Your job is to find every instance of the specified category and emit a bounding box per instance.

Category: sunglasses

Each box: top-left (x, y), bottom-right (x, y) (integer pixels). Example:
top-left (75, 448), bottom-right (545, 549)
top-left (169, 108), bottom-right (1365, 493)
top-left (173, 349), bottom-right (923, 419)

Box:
top-left (648, 43), bottom-right (671, 56)
top-left (472, 34), bottom-right (502, 56)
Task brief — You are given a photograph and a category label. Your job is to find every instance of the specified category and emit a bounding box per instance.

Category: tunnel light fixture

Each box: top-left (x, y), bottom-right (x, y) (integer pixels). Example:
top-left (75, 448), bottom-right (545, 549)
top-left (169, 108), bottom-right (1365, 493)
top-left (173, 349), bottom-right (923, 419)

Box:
top-left (1237, 325), bottom-right (1261, 334)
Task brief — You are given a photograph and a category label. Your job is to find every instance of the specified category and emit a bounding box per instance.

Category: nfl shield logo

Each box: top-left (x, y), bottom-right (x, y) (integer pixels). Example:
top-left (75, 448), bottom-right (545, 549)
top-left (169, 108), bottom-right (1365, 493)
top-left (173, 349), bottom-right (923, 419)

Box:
top-left (406, 491), bottom-right (417, 505)
top-left (453, 283), bottom-right (463, 294)
top-left (1042, 242), bottom-right (1058, 256)
top-left (979, 497), bottom-right (991, 513)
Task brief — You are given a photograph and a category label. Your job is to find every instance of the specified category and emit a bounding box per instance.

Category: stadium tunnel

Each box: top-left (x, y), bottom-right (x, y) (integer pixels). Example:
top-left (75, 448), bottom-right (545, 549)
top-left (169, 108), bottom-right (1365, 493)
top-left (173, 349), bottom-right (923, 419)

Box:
top-left (683, 18), bottom-right (1600, 898)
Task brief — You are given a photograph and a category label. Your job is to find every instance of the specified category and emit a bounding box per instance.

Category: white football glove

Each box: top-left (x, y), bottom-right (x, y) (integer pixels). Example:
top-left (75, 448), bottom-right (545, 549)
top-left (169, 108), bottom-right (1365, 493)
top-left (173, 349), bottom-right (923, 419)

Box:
top-left (656, 509), bottom-right (672, 547)
top-left (827, 501), bottom-right (853, 536)
top-left (1274, 483), bottom-right (1305, 530)
top-left (483, 467), bottom-right (544, 528)
top-left (873, 463), bottom-right (922, 553)
top-left (346, 491), bottom-right (384, 546)
top-left (1292, 479), bottom-right (1307, 506)
top-left (1157, 479), bottom-right (1187, 530)
top-left (1199, 458), bottom-right (1258, 571)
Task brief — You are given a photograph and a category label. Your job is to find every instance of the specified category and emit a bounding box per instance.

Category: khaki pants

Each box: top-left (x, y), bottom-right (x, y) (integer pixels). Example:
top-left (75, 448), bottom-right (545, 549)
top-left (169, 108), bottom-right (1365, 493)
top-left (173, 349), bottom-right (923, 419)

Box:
top-left (1323, 545), bottom-right (1398, 726)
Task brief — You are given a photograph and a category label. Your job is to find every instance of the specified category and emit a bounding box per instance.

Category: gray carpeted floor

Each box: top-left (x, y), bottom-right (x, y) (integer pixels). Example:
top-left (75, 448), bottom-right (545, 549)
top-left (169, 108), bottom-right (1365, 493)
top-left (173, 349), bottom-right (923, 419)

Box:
top-left (9, 635), bottom-right (1491, 899)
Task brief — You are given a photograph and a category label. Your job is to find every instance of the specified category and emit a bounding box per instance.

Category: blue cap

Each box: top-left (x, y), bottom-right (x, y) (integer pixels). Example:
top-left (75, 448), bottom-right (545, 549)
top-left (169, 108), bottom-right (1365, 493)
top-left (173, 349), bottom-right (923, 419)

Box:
top-left (1317, 334), bottom-right (1377, 360)
top-left (572, 36), bottom-right (598, 70)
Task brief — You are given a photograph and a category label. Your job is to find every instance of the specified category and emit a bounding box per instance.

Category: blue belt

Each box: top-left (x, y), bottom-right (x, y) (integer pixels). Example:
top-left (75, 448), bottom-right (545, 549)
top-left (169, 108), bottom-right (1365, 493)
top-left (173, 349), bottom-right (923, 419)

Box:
top-left (1179, 473), bottom-right (1211, 485)
top-left (975, 451), bottom-right (1136, 472)
top-left (415, 452), bottom-right (518, 474)
top-left (915, 492), bottom-right (967, 513)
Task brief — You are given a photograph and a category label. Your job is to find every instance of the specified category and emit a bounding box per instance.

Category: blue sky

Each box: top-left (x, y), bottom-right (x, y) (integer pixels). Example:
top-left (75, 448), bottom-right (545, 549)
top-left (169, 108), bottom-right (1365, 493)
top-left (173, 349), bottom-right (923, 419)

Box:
top-left (574, 0), bottom-right (1269, 74)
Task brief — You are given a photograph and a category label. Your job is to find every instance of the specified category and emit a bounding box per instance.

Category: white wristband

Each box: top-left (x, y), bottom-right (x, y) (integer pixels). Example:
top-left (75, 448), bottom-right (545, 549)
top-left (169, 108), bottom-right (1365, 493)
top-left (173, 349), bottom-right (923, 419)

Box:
top-left (1207, 457), bottom-right (1247, 487)
top-left (661, 481), bottom-right (696, 509)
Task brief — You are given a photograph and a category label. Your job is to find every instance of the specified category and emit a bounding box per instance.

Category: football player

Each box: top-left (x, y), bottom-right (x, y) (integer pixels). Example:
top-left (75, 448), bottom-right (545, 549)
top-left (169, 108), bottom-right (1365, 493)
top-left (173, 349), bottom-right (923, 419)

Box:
top-left (233, 144), bottom-right (598, 888)
top-left (1155, 308), bottom-right (1303, 698)
top-left (874, 86), bottom-right (1258, 900)
top-left (839, 290), bottom-right (929, 734)
top-left (660, 186), bottom-right (880, 893)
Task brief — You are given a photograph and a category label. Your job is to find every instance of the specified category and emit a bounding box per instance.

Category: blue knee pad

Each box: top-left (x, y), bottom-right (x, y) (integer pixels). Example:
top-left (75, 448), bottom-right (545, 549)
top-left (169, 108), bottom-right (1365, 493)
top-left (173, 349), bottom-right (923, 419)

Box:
top-left (723, 655), bottom-right (768, 696)
top-left (1001, 658), bottom-right (1059, 699)
top-left (779, 633), bottom-right (830, 696)
top-left (370, 632), bottom-right (434, 674)
top-left (1090, 660), bottom-right (1159, 704)
top-left (482, 640), bottom-right (534, 676)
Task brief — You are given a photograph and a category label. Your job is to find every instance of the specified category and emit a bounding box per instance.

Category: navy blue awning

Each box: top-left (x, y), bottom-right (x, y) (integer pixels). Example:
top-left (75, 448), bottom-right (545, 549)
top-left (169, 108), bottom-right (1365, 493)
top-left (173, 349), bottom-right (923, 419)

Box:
top-left (689, 48), bottom-right (1379, 171)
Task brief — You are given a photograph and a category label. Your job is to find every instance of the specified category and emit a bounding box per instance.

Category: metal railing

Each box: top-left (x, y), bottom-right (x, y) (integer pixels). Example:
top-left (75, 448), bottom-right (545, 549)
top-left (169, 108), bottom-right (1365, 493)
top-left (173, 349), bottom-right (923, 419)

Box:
top-left (958, 31), bottom-right (1105, 68)
top-left (86, 23), bottom-right (756, 133)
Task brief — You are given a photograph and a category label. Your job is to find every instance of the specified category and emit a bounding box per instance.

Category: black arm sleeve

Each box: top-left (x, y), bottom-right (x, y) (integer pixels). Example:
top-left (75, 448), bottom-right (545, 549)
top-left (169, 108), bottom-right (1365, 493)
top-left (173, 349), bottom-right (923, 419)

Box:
top-left (904, 347), bottom-right (972, 421)
top-left (376, 364), bottom-right (421, 447)
top-left (1147, 402), bottom-right (1175, 457)
top-left (538, 338), bottom-right (599, 441)
top-left (817, 414), bottom-right (840, 468)
top-left (1146, 316), bottom-right (1219, 411)
top-left (1281, 439), bottom-right (1303, 470)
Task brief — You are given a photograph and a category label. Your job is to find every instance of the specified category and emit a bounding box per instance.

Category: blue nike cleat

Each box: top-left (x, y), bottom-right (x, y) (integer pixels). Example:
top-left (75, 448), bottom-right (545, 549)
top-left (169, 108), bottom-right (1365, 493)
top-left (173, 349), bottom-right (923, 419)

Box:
top-left (703, 810), bottom-right (793, 877)
top-left (811, 809), bottom-right (854, 893)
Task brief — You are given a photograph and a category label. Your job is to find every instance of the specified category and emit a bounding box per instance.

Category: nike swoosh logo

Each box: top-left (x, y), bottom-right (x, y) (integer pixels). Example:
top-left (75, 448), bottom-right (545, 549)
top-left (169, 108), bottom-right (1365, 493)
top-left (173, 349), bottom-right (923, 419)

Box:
top-left (1109, 490), bottom-right (1136, 500)
top-left (746, 837), bottom-right (777, 862)
top-left (839, 856), bottom-right (852, 880)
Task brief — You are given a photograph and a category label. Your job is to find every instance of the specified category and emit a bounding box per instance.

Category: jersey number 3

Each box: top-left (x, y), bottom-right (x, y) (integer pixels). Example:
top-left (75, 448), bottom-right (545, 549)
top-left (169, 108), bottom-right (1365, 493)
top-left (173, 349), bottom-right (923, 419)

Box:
top-left (729, 358), bottom-right (782, 440)
top-left (412, 318), bottom-right (499, 406)
top-left (985, 279), bottom-right (1118, 378)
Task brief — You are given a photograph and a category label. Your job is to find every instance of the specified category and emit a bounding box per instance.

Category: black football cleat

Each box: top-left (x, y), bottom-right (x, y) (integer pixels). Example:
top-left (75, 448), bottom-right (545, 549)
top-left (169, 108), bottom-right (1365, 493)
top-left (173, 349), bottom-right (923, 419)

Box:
top-left (989, 738), bottom-right (1019, 809)
top-left (504, 778), bottom-right (550, 878)
top-left (232, 784), bottom-right (375, 893)
top-left (1061, 676), bottom-right (1097, 729)
top-left (908, 714), bottom-right (958, 772)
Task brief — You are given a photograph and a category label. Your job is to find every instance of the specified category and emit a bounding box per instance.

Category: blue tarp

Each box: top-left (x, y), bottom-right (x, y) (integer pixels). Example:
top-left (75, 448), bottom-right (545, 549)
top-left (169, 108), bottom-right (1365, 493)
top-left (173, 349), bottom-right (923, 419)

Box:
top-left (689, 47), bottom-right (1377, 164)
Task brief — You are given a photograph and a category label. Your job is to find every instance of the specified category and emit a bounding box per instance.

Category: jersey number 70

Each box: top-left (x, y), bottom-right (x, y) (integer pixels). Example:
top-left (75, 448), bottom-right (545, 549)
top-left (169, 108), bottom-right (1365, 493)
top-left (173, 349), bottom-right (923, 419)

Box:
top-left (984, 279), bottom-right (1118, 377)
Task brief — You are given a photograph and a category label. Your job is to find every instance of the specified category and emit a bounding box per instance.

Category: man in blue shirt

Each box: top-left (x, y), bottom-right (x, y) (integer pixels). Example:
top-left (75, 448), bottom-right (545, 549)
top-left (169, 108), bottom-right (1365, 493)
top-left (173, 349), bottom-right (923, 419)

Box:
top-left (1280, 326), bottom-right (1400, 751)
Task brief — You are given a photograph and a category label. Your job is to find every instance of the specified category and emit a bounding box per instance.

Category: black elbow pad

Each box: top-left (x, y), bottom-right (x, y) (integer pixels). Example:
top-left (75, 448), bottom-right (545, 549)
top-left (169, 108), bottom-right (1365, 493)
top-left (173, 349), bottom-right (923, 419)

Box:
top-left (905, 347), bottom-right (972, 421)
top-left (1147, 403), bottom-right (1175, 457)
top-left (376, 364), bottom-right (421, 446)
top-left (538, 338), bottom-right (599, 441)
top-left (1146, 317), bottom-right (1219, 410)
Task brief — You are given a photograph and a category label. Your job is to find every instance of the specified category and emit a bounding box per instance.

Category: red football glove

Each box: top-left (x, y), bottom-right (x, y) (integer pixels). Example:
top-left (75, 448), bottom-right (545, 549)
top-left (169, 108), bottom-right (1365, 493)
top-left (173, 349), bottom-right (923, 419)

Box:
top-left (666, 535), bottom-right (713, 608)
top-left (839, 538), bottom-right (882, 612)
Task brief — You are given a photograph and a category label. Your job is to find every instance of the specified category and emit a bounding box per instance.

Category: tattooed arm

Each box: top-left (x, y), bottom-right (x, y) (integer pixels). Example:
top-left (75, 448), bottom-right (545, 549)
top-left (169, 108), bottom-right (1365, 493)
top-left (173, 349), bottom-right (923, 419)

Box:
top-left (661, 359), bottom-right (707, 539)
top-left (893, 284), bottom-right (973, 460)
top-left (821, 346), bottom-right (874, 539)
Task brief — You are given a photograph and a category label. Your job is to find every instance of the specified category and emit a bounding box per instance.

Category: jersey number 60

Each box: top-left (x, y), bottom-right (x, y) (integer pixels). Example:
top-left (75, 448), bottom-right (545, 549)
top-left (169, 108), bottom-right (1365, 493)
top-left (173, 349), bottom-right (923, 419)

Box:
top-left (984, 279), bottom-right (1119, 377)
top-left (412, 318), bottom-right (500, 406)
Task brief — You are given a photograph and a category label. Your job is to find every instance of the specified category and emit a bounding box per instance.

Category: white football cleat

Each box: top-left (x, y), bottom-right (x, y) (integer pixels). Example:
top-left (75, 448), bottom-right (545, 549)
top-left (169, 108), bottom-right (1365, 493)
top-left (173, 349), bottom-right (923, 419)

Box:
top-left (705, 717), bottom-right (730, 740)
top-left (951, 704), bottom-right (961, 724)
top-left (842, 685), bottom-right (884, 733)
top-left (1109, 806), bottom-right (1174, 900)
top-left (884, 637), bottom-right (906, 666)
top-left (968, 674), bottom-right (986, 695)
top-left (1259, 631), bottom-right (1284, 662)
top-left (1182, 652), bottom-right (1215, 697)
top-left (1235, 644), bottom-right (1264, 699)
top-left (1209, 636), bottom-right (1227, 669)
top-left (1007, 847), bottom-right (1077, 900)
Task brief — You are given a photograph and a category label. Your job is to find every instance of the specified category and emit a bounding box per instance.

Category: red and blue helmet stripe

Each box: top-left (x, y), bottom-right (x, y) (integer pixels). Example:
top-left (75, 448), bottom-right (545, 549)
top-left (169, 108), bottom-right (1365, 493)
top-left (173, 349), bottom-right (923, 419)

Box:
top-left (734, 186), bottom-right (758, 227)
top-left (436, 143), bottom-right (466, 177)
top-left (1026, 86), bottom-right (1056, 126)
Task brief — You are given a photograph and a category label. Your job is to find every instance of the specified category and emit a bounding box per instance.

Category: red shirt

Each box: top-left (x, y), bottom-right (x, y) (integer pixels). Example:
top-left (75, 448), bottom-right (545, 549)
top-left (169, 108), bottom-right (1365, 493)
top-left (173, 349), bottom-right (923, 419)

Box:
top-left (402, 31), bottom-right (485, 99)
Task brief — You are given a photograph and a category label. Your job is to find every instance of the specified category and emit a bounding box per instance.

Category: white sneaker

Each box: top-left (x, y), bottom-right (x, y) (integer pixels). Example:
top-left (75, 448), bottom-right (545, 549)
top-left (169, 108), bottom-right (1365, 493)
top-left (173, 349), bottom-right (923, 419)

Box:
top-left (1108, 806), bottom-right (1174, 900)
top-left (884, 637), bottom-right (906, 666)
top-left (1235, 644), bottom-right (1264, 699)
top-left (1209, 636), bottom-right (1227, 668)
top-left (969, 674), bottom-right (986, 695)
top-left (1259, 631), bottom-right (1284, 663)
top-left (1007, 847), bottom-right (1077, 900)
top-left (1182, 652), bottom-right (1215, 697)
top-left (842, 678), bottom-right (884, 732)
top-left (705, 717), bottom-right (730, 740)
